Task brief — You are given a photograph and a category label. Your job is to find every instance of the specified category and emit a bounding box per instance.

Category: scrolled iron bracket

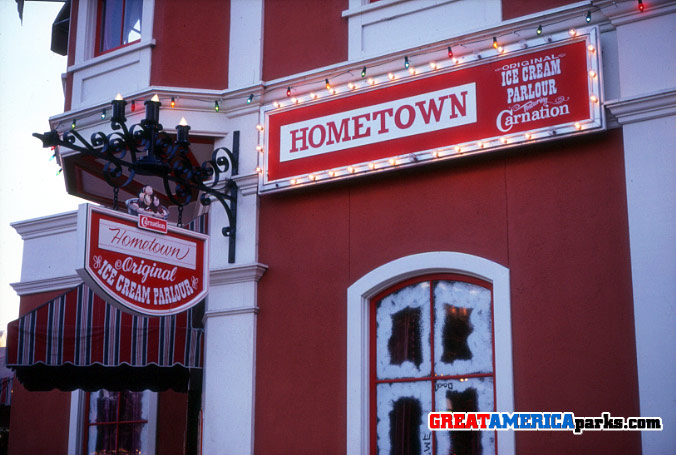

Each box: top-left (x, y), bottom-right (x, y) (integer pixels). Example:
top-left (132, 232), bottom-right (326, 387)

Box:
top-left (34, 123), bottom-right (240, 263)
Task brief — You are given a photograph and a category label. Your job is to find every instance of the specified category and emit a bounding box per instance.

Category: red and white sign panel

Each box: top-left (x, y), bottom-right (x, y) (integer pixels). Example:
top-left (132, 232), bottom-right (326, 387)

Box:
top-left (261, 30), bottom-right (603, 192)
top-left (77, 204), bottom-right (209, 316)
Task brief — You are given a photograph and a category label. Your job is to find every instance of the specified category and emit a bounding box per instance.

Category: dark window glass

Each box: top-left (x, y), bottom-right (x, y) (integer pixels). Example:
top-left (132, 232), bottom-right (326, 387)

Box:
top-left (389, 307), bottom-right (423, 367)
top-left (446, 389), bottom-right (481, 455)
top-left (390, 397), bottom-right (422, 455)
top-left (441, 305), bottom-right (473, 363)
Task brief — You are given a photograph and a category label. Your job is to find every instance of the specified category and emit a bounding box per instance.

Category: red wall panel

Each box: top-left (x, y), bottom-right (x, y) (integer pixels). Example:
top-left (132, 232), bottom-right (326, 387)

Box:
top-left (156, 390), bottom-right (188, 455)
top-left (502, 0), bottom-right (579, 20)
top-left (263, 0), bottom-right (348, 81)
top-left (151, 0), bottom-right (230, 89)
top-left (256, 129), bottom-right (640, 454)
top-left (8, 382), bottom-right (70, 455)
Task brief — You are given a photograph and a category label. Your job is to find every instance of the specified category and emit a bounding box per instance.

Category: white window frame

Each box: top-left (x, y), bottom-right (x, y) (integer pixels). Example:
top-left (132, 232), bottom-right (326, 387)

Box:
top-left (346, 251), bottom-right (515, 455)
top-left (68, 389), bottom-right (158, 455)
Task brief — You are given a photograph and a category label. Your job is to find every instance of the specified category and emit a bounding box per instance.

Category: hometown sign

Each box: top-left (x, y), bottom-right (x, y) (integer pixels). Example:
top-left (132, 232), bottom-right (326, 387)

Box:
top-left (261, 31), bottom-right (603, 192)
top-left (77, 204), bottom-right (209, 316)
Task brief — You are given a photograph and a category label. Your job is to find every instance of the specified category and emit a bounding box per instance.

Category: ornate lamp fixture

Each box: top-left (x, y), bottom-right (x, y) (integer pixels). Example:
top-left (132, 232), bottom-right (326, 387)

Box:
top-left (34, 94), bottom-right (239, 263)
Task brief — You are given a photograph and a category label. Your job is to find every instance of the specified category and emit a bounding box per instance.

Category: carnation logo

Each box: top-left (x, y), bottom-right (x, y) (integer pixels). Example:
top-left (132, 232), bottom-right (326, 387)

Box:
top-left (137, 214), bottom-right (168, 234)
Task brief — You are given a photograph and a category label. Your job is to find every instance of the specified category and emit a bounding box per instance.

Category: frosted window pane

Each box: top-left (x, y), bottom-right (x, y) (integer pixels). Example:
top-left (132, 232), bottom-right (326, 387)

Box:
top-left (434, 378), bottom-right (495, 455)
top-left (119, 391), bottom-right (148, 421)
top-left (88, 424), bottom-right (116, 455)
top-left (377, 381), bottom-right (434, 455)
top-left (89, 390), bottom-right (118, 423)
top-left (377, 282), bottom-right (431, 379)
top-left (119, 423), bottom-right (149, 454)
top-left (434, 281), bottom-right (493, 376)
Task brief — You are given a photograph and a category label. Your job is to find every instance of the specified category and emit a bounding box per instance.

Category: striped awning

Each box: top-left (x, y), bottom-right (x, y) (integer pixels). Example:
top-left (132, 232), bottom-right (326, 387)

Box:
top-left (7, 283), bottom-right (204, 392)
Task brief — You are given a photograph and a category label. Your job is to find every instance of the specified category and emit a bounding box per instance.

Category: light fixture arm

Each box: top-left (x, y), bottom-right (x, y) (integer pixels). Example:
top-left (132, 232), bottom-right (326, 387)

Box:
top-left (34, 115), bottom-right (240, 263)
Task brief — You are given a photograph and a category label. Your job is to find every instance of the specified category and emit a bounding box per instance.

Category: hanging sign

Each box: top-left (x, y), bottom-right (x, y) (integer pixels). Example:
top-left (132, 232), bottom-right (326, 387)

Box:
top-left (260, 28), bottom-right (603, 192)
top-left (77, 204), bottom-right (209, 316)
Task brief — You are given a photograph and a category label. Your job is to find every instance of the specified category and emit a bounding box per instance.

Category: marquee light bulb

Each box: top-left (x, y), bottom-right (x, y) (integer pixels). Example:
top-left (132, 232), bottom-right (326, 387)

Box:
top-left (170, 97), bottom-right (176, 108)
top-left (525, 133), bottom-right (532, 140)
top-left (255, 167), bottom-right (262, 174)
top-left (497, 46), bottom-right (505, 54)
top-left (588, 45), bottom-right (596, 53)
top-left (325, 79), bottom-right (331, 90)
top-left (286, 87), bottom-right (292, 97)
top-left (447, 46), bottom-right (453, 58)
top-left (328, 170), bottom-right (335, 177)
top-left (214, 101), bottom-right (220, 112)
top-left (308, 174), bottom-right (316, 181)
top-left (590, 94), bottom-right (598, 103)
top-left (256, 124), bottom-right (264, 131)
top-left (638, 0), bottom-right (644, 12)
top-left (404, 56), bottom-right (410, 69)
top-left (361, 66), bottom-right (366, 78)
top-left (429, 62), bottom-right (438, 70)
top-left (389, 158), bottom-right (396, 165)
top-left (575, 122), bottom-right (582, 130)
top-left (454, 146), bottom-right (461, 153)
top-left (492, 37), bottom-right (498, 49)
top-left (347, 166), bottom-right (355, 173)
top-left (536, 25), bottom-right (542, 35)
top-left (101, 110), bottom-right (106, 120)
top-left (569, 28), bottom-right (577, 37)
top-left (367, 78), bottom-right (375, 85)
top-left (500, 137), bottom-right (508, 144)
top-left (388, 73), bottom-right (396, 80)
top-left (478, 141), bottom-right (484, 148)
top-left (290, 179), bottom-right (297, 185)
top-left (433, 150), bottom-right (440, 158)
top-left (71, 119), bottom-right (76, 129)
top-left (247, 94), bottom-right (254, 104)
top-left (291, 97), bottom-right (298, 104)
top-left (589, 70), bottom-right (597, 78)
top-left (348, 82), bottom-right (356, 90)
top-left (369, 162), bottom-right (376, 170)
top-left (256, 145), bottom-right (263, 152)
top-left (408, 67), bottom-right (416, 75)
top-left (310, 92), bottom-right (318, 100)
top-left (329, 88), bottom-right (336, 95)
top-left (273, 101), bottom-right (281, 108)
top-left (586, 10), bottom-right (592, 23)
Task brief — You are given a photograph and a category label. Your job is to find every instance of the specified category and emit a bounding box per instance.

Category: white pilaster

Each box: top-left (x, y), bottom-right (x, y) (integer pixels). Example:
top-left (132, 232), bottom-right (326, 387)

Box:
top-left (606, 2), bottom-right (676, 452)
top-left (201, 263), bottom-right (266, 455)
top-left (228, 0), bottom-right (264, 90)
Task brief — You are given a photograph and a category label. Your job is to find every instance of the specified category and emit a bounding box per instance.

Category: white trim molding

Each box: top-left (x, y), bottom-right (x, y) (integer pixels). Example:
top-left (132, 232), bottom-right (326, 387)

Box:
top-left (11, 211), bottom-right (77, 240)
top-left (605, 88), bottom-right (676, 125)
top-left (210, 263), bottom-right (268, 286)
top-left (346, 251), bottom-right (514, 455)
top-left (10, 275), bottom-right (83, 296)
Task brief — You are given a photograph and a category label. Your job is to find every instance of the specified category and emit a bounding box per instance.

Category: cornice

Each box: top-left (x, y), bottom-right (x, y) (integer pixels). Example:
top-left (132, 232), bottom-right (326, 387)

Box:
top-left (10, 210), bottom-right (78, 240)
top-left (209, 262), bottom-right (268, 286)
top-left (605, 0), bottom-right (676, 27)
top-left (233, 174), bottom-right (260, 196)
top-left (605, 88), bottom-right (676, 125)
top-left (10, 275), bottom-right (83, 296)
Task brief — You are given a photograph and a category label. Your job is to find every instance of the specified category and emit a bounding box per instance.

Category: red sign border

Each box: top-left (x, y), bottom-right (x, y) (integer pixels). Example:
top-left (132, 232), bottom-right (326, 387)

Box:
top-left (77, 204), bottom-right (210, 316)
top-left (259, 26), bottom-right (604, 193)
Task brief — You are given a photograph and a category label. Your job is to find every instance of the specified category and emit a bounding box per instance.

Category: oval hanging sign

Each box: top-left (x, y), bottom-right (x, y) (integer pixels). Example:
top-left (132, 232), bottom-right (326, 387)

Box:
top-left (77, 203), bottom-right (209, 316)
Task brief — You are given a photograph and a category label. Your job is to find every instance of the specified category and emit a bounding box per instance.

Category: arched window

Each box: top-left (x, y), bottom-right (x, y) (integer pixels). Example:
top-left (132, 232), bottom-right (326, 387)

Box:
top-left (371, 275), bottom-right (495, 455)
top-left (347, 252), bottom-right (514, 455)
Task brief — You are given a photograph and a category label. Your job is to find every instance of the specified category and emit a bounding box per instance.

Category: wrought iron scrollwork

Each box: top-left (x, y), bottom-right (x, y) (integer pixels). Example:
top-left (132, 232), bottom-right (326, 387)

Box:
top-left (34, 119), bottom-right (240, 263)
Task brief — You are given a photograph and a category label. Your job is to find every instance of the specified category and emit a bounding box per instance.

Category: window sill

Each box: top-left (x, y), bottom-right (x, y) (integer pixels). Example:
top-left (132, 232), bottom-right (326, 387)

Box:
top-left (68, 39), bottom-right (156, 73)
